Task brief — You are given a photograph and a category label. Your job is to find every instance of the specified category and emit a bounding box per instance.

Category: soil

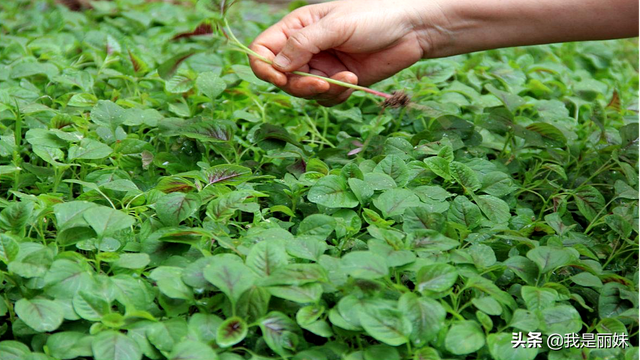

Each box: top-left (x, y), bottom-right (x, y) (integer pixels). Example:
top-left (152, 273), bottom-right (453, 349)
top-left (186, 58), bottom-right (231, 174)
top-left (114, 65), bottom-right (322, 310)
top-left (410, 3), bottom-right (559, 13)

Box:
top-left (383, 91), bottom-right (411, 108)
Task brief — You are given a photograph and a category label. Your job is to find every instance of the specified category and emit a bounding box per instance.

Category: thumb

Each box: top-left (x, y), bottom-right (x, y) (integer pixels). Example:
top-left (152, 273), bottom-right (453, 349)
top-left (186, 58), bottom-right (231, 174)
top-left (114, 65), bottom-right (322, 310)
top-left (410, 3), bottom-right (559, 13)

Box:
top-left (273, 21), bottom-right (338, 72)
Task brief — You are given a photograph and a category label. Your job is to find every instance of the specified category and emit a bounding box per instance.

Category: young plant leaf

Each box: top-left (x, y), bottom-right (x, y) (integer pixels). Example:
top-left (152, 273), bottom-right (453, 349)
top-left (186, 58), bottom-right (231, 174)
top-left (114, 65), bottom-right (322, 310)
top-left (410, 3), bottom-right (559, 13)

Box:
top-left (204, 256), bottom-right (256, 304)
top-left (15, 298), bottom-right (64, 332)
top-left (217, 317), bottom-right (248, 347)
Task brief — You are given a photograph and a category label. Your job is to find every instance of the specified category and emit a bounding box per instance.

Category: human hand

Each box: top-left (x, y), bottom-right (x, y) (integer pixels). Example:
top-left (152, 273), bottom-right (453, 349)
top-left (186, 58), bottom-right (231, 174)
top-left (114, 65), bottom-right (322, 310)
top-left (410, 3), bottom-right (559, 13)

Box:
top-left (248, 0), bottom-right (441, 106)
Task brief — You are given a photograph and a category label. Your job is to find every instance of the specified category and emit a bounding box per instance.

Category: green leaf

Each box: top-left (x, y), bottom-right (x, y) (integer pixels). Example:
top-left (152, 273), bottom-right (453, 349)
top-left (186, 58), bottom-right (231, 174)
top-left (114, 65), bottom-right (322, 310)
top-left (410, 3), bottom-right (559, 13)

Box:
top-left (398, 292), bottom-right (445, 346)
top-left (91, 330), bottom-right (142, 360)
top-left (15, 298), bottom-right (64, 332)
top-left (424, 156), bottom-right (451, 180)
top-left (156, 192), bottom-right (201, 226)
top-left (444, 321), bottom-right (485, 355)
top-left (308, 175), bottom-right (358, 208)
top-left (54, 201), bottom-right (98, 230)
top-left (45, 260), bottom-right (94, 300)
top-left (0, 341), bottom-right (31, 360)
top-left (217, 317), bottom-right (248, 347)
top-left (474, 194), bottom-right (511, 223)
top-left (486, 84), bottom-right (525, 113)
top-left (246, 240), bottom-right (289, 277)
top-left (202, 164), bottom-right (252, 186)
top-left (296, 305), bottom-right (323, 326)
top-left (604, 214), bottom-right (633, 238)
top-left (504, 256), bottom-right (538, 284)
top-left (68, 93), bottom-right (98, 107)
top-left (181, 120), bottom-right (235, 142)
top-left (341, 251), bottom-right (389, 280)
top-left (570, 272), bottom-right (603, 288)
top-left (83, 206), bottom-right (135, 238)
top-left (73, 291), bottom-right (110, 321)
top-left (360, 305), bottom-right (411, 346)
top-left (599, 282), bottom-right (634, 318)
top-left (373, 189), bottom-right (421, 218)
top-left (169, 340), bottom-right (219, 360)
top-left (374, 155), bottom-right (409, 186)
top-left (297, 214), bottom-right (336, 238)
top-left (286, 237), bottom-right (327, 261)
top-left (472, 296), bottom-right (503, 316)
top-left (46, 332), bottom-right (94, 360)
top-left (364, 345), bottom-right (400, 360)
top-left (188, 313), bottom-right (223, 344)
top-left (149, 266), bottom-right (193, 300)
top-left (236, 286), bottom-right (270, 323)
top-left (268, 283), bottom-right (323, 303)
top-left (204, 256), bottom-right (256, 304)
top-left (0, 234), bottom-right (19, 264)
top-left (8, 246), bottom-right (53, 278)
top-left (526, 246), bottom-right (577, 274)
top-left (348, 178), bottom-right (374, 204)
top-left (449, 161), bottom-right (481, 192)
top-left (524, 122), bottom-right (567, 147)
top-left (481, 172), bottom-right (516, 197)
top-left (11, 61), bottom-right (59, 79)
top-left (165, 74), bottom-right (193, 94)
top-left (541, 305), bottom-right (582, 334)
top-left (114, 253), bottom-right (150, 269)
top-left (26, 129), bottom-right (67, 148)
top-left (32, 145), bottom-right (65, 166)
top-left (146, 318), bottom-right (189, 352)
top-left (90, 100), bottom-right (125, 128)
top-left (573, 186), bottom-right (605, 221)
top-left (521, 286), bottom-right (557, 311)
top-left (158, 50), bottom-right (197, 80)
top-left (363, 173), bottom-right (397, 190)
top-left (487, 333), bottom-right (538, 360)
top-left (508, 309), bottom-right (539, 332)
top-left (403, 206), bottom-right (445, 233)
top-left (0, 201), bottom-right (33, 234)
top-left (259, 312), bottom-right (301, 357)
top-left (261, 264), bottom-right (327, 286)
top-left (417, 263), bottom-right (458, 292)
top-left (448, 196), bottom-right (481, 229)
top-left (68, 138), bottom-right (113, 160)
top-left (596, 317), bottom-right (627, 335)
top-left (252, 123), bottom-right (304, 150)
top-left (197, 71), bottom-right (226, 99)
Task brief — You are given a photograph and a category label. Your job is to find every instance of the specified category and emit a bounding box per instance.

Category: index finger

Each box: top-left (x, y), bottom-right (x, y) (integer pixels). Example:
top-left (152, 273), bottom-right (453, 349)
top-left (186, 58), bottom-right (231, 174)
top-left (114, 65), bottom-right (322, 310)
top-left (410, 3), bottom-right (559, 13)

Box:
top-left (249, 22), bottom-right (289, 86)
top-left (249, 6), bottom-right (327, 87)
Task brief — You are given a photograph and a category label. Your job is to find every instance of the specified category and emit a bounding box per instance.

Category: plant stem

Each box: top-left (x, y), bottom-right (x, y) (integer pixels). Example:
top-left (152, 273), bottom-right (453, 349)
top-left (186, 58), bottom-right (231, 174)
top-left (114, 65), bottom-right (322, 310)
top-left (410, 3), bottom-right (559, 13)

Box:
top-left (223, 18), bottom-right (392, 99)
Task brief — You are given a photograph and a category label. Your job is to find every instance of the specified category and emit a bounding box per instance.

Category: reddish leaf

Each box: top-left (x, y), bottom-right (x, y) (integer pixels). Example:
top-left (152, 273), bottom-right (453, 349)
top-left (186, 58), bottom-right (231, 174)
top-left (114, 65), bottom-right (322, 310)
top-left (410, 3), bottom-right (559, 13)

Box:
top-left (172, 23), bottom-right (214, 40)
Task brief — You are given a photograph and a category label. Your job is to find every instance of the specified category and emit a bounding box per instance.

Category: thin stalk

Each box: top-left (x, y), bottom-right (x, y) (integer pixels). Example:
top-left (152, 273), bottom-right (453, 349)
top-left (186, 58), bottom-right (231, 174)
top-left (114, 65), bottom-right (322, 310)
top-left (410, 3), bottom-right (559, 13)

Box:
top-left (223, 18), bottom-right (392, 99)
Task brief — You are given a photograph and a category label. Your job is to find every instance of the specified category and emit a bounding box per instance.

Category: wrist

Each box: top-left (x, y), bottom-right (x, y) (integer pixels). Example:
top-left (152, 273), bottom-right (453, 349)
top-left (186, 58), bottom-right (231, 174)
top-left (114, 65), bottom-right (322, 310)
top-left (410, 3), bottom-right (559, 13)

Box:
top-left (407, 0), bottom-right (463, 59)
top-left (411, 0), bottom-right (639, 59)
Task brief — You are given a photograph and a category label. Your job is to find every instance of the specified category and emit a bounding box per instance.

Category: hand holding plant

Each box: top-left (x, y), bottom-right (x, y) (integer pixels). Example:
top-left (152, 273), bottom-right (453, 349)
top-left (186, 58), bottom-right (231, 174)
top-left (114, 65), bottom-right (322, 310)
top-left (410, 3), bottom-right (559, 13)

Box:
top-left (249, 0), bottom-right (431, 106)
top-left (249, 0), bottom-right (638, 106)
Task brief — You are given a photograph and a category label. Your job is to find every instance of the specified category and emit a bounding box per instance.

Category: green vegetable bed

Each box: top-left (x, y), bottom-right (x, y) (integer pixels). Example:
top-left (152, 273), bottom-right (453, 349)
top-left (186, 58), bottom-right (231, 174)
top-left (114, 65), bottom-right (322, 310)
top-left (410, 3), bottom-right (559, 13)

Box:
top-left (0, 1), bottom-right (638, 359)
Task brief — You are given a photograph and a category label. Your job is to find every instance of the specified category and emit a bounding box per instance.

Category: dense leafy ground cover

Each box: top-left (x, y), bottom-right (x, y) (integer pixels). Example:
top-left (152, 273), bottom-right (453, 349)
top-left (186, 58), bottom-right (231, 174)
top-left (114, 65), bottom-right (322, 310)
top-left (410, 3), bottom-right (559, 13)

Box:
top-left (0, 1), bottom-right (639, 359)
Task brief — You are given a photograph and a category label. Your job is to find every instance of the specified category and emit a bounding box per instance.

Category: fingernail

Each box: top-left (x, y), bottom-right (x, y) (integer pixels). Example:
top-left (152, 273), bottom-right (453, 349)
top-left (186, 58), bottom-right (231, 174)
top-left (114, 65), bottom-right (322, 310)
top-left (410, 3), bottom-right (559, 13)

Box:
top-left (273, 54), bottom-right (291, 69)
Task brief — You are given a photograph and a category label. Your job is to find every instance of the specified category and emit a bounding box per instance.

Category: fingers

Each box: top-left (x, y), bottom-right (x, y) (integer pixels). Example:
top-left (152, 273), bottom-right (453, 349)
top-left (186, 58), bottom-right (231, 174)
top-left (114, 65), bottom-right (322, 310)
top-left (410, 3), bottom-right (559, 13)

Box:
top-left (281, 70), bottom-right (357, 106)
top-left (249, 4), bottom-right (328, 86)
top-left (315, 71), bottom-right (357, 106)
top-left (249, 3), bottom-right (355, 105)
top-left (282, 70), bottom-right (330, 98)
top-left (249, 44), bottom-right (287, 87)
top-left (249, 22), bottom-right (290, 87)
top-left (272, 20), bottom-right (343, 73)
